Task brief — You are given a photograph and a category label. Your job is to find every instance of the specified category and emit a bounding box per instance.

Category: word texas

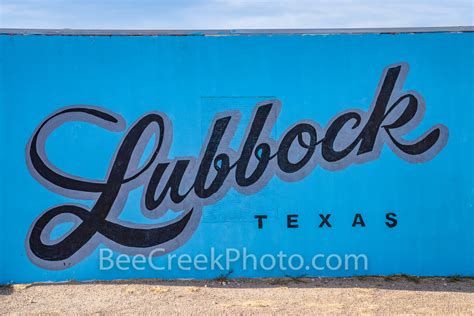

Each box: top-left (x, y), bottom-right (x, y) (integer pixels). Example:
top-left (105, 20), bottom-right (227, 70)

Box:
top-left (26, 63), bottom-right (448, 269)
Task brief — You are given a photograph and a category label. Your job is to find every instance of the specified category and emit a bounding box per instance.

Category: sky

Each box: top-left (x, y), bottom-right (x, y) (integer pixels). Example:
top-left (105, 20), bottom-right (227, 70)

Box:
top-left (0, 0), bottom-right (472, 29)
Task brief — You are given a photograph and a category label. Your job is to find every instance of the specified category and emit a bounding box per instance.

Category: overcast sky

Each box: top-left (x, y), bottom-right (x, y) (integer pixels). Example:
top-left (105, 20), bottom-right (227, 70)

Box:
top-left (0, 0), bottom-right (472, 29)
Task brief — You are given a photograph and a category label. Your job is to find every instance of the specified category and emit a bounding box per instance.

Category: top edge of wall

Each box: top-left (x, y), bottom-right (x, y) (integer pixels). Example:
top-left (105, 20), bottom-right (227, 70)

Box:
top-left (0, 26), bottom-right (473, 36)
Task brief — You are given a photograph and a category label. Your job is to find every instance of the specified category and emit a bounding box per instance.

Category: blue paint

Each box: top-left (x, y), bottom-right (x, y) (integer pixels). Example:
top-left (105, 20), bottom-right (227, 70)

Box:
top-left (0, 32), bottom-right (472, 283)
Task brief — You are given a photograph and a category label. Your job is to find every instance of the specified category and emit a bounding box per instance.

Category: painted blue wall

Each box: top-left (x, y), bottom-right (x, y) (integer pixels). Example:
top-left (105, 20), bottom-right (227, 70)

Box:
top-left (0, 31), bottom-right (472, 283)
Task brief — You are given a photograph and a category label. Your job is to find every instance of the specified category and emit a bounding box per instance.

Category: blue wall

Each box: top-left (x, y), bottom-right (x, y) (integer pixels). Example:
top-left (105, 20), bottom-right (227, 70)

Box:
top-left (0, 31), bottom-right (472, 283)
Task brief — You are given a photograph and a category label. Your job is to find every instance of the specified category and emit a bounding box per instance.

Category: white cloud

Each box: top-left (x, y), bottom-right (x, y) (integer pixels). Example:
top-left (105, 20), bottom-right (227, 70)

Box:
top-left (0, 0), bottom-right (472, 29)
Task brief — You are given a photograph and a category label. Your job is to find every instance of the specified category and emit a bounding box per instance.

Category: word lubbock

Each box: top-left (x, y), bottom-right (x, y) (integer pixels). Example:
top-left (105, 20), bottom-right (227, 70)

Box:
top-left (26, 63), bottom-right (448, 269)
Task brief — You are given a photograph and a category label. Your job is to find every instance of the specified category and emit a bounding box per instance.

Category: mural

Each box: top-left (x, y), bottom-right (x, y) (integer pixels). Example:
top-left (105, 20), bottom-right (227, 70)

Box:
top-left (0, 29), bottom-right (472, 283)
top-left (25, 63), bottom-right (448, 270)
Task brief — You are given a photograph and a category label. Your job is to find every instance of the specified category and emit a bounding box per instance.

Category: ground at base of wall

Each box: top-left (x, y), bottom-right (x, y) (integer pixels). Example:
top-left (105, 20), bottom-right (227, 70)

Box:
top-left (1, 277), bottom-right (473, 314)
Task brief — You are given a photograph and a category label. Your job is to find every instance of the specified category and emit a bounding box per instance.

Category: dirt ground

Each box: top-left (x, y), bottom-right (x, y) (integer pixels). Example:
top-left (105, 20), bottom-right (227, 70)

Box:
top-left (1, 277), bottom-right (473, 314)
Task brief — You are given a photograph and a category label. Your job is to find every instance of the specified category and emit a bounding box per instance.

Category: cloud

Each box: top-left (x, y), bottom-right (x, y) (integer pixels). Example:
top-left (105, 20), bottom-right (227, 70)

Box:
top-left (0, 0), bottom-right (472, 29)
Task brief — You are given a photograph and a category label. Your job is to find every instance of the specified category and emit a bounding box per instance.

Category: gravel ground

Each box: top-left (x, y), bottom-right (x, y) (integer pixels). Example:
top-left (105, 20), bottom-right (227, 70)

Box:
top-left (1, 277), bottom-right (473, 314)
